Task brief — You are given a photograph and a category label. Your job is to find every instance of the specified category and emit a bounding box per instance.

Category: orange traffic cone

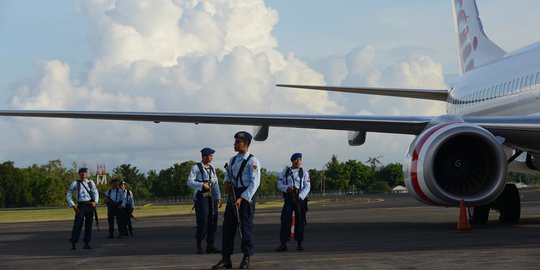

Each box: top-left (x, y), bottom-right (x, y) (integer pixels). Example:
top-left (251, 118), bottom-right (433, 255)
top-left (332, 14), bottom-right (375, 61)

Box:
top-left (290, 212), bottom-right (295, 238)
top-left (456, 199), bottom-right (471, 231)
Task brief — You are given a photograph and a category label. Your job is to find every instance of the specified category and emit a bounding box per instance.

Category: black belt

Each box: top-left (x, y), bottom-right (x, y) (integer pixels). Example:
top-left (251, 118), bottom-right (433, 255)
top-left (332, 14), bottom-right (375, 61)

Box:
top-left (78, 201), bottom-right (92, 205)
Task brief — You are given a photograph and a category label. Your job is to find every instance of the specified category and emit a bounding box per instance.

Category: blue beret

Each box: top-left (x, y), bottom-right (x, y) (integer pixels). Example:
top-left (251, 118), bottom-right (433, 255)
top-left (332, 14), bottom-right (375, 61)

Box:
top-left (290, 153), bottom-right (302, 162)
top-left (201, 147), bottom-right (215, 156)
top-left (234, 131), bottom-right (252, 142)
top-left (78, 167), bottom-right (88, 173)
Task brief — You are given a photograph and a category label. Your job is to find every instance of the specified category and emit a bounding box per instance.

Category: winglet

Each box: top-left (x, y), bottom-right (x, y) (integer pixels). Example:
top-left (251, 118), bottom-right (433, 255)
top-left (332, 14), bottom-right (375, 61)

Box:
top-left (452, 0), bottom-right (506, 74)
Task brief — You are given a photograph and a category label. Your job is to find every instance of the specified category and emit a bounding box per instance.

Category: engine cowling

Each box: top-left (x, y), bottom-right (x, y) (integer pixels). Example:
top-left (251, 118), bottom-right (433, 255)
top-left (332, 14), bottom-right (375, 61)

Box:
top-left (404, 122), bottom-right (507, 206)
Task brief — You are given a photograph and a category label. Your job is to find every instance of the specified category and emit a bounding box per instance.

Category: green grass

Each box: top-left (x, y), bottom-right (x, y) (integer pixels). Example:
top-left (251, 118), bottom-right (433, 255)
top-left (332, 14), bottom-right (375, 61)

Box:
top-left (0, 197), bottom-right (383, 224)
top-left (0, 200), bottom-right (284, 224)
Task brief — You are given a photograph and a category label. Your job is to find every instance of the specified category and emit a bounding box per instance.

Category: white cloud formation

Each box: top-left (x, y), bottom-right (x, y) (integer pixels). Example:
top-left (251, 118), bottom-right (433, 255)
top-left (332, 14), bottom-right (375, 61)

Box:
top-left (5, 0), bottom-right (448, 172)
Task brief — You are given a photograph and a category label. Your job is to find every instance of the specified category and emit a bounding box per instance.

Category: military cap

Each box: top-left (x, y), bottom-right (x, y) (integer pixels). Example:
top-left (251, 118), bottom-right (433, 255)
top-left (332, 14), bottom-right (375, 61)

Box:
top-left (78, 167), bottom-right (89, 174)
top-left (110, 178), bottom-right (119, 184)
top-left (234, 131), bottom-right (252, 142)
top-left (201, 147), bottom-right (215, 156)
top-left (290, 153), bottom-right (302, 162)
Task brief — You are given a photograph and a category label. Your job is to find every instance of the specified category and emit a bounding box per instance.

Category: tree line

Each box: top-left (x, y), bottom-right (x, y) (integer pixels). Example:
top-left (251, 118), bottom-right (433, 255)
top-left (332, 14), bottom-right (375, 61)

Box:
top-left (2, 155), bottom-right (538, 208)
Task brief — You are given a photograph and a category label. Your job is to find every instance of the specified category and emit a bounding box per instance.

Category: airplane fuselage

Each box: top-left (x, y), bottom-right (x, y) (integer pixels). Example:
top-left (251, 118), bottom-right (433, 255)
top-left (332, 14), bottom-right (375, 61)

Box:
top-left (448, 41), bottom-right (540, 118)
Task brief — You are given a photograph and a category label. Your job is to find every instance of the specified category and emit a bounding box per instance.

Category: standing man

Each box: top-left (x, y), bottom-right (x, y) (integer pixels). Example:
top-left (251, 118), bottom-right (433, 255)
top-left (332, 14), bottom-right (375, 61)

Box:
top-left (66, 167), bottom-right (99, 250)
top-left (105, 179), bottom-right (127, 239)
top-left (275, 153), bottom-right (311, 252)
top-left (213, 131), bottom-right (261, 269)
top-left (187, 147), bottom-right (223, 254)
top-left (120, 181), bottom-right (135, 236)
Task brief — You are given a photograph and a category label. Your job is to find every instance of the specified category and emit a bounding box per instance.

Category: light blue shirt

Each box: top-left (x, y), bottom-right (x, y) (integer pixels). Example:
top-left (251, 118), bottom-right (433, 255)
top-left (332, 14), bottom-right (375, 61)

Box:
top-left (277, 167), bottom-right (311, 200)
top-left (187, 163), bottom-right (221, 200)
top-left (224, 151), bottom-right (260, 202)
top-left (124, 189), bottom-right (135, 207)
top-left (107, 187), bottom-right (127, 208)
top-left (66, 179), bottom-right (99, 207)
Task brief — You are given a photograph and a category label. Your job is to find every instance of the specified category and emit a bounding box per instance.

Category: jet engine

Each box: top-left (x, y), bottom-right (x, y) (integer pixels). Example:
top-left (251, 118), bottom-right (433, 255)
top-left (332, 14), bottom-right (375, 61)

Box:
top-left (404, 122), bottom-right (507, 207)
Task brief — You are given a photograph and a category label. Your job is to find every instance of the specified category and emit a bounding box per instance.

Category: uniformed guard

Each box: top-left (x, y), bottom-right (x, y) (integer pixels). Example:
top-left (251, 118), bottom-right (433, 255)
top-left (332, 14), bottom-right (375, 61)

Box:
top-left (66, 167), bottom-right (99, 250)
top-left (275, 153), bottom-right (311, 252)
top-left (212, 131), bottom-right (261, 269)
top-left (105, 178), bottom-right (127, 239)
top-left (187, 147), bottom-right (223, 254)
top-left (120, 181), bottom-right (135, 236)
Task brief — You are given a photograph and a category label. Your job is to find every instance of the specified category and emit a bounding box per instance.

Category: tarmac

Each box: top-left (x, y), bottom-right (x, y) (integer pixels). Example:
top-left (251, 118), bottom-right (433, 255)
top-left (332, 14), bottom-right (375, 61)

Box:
top-left (2, 190), bottom-right (540, 270)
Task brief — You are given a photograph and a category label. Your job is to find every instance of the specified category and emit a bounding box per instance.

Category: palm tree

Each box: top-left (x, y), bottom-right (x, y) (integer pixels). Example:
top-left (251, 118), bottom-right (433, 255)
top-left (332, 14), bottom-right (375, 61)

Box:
top-left (365, 156), bottom-right (383, 170)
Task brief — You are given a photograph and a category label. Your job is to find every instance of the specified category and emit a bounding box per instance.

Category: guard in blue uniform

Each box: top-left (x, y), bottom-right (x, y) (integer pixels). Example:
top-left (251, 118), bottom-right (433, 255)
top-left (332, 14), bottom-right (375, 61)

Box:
top-left (212, 131), bottom-right (261, 269)
top-left (120, 181), bottom-right (135, 236)
top-left (66, 167), bottom-right (99, 250)
top-left (187, 147), bottom-right (223, 254)
top-left (105, 179), bottom-right (127, 238)
top-left (275, 153), bottom-right (311, 252)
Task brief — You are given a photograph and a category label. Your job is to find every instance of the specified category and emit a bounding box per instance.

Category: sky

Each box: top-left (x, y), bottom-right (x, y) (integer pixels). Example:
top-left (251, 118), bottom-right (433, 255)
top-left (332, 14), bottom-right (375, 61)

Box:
top-left (0, 0), bottom-right (539, 174)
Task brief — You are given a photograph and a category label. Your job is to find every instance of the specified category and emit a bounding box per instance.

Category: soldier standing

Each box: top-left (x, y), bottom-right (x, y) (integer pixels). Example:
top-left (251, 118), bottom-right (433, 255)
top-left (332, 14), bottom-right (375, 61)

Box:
top-left (66, 167), bottom-right (99, 250)
top-left (275, 153), bottom-right (311, 252)
top-left (212, 131), bottom-right (261, 269)
top-left (105, 179), bottom-right (126, 238)
top-left (120, 181), bottom-right (135, 236)
top-left (187, 147), bottom-right (223, 254)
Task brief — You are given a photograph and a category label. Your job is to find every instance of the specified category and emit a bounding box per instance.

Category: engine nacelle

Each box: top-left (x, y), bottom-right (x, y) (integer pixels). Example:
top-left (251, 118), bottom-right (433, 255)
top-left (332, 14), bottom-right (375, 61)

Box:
top-left (404, 122), bottom-right (507, 206)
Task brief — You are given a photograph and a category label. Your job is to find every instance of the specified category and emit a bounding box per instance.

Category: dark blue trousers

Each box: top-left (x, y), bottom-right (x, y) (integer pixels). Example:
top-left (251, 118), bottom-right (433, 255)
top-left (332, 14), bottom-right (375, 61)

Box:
top-left (71, 203), bottom-right (94, 243)
top-left (195, 192), bottom-right (218, 242)
top-left (279, 196), bottom-right (306, 242)
top-left (221, 191), bottom-right (256, 256)
top-left (108, 204), bottom-right (126, 235)
top-left (125, 205), bottom-right (134, 233)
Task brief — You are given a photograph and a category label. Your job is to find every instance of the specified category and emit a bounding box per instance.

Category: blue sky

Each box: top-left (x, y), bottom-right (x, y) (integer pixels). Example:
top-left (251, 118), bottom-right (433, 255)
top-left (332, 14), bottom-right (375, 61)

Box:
top-left (0, 0), bottom-right (539, 173)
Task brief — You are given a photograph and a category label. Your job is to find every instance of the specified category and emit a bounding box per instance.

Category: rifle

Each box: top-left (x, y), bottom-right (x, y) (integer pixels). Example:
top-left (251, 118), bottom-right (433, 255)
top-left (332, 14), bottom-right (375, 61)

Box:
top-left (102, 193), bottom-right (123, 208)
top-left (224, 163), bottom-right (243, 239)
top-left (93, 205), bottom-right (100, 232)
top-left (207, 180), bottom-right (216, 226)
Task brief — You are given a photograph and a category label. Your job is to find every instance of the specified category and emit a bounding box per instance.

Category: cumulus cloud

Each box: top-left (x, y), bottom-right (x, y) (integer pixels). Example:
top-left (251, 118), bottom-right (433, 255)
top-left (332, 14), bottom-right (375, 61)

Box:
top-left (5, 0), bottom-right (448, 172)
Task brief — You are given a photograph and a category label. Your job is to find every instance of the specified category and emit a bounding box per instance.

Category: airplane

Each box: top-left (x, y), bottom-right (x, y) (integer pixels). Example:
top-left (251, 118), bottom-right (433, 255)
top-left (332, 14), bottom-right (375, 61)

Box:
top-left (0, 0), bottom-right (539, 225)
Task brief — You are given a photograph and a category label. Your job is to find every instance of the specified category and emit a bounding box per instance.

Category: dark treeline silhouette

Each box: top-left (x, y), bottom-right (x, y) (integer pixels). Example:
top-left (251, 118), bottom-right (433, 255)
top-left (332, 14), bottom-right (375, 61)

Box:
top-left (2, 156), bottom-right (538, 208)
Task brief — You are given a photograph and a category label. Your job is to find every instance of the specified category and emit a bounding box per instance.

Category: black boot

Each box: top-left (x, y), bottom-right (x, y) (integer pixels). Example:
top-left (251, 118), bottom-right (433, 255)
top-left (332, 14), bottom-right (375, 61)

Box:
top-left (275, 242), bottom-right (287, 252)
top-left (296, 241), bottom-right (304, 251)
top-left (206, 241), bottom-right (221, 254)
top-left (83, 242), bottom-right (92, 249)
top-left (212, 256), bottom-right (232, 269)
top-left (71, 240), bottom-right (76, 250)
top-left (130, 230), bottom-right (134, 236)
top-left (107, 233), bottom-right (114, 239)
top-left (239, 254), bottom-right (250, 269)
top-left (196, 240), bottom-right (204, 254)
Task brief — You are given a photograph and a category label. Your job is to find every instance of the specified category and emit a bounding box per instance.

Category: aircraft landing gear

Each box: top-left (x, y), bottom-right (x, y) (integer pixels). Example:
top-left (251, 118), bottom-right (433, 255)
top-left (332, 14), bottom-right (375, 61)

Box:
top-left (468, 204), bottom-right (490, 225)
top-left (496, 183), bottom-right (521, 223)
top-left (468, 183), bottom-right (521, 224)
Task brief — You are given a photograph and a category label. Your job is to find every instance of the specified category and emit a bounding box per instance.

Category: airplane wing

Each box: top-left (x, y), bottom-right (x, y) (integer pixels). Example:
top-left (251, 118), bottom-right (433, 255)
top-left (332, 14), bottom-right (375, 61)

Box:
top-left (277, 84), bottom-right (449, 101)
top-left (0, 110), bottom-right (431, 136)
top-left (1, 110), bottom-right (540, 143)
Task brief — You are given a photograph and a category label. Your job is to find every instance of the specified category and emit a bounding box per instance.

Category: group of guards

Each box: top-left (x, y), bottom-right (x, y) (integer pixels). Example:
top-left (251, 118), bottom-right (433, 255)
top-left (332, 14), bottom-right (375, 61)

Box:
top-left (188, 131), bottom-right (311, 269)
top-left (66, 168), bottom-right (135, 250)
top-left (65, 130), bottom-right (311, 269)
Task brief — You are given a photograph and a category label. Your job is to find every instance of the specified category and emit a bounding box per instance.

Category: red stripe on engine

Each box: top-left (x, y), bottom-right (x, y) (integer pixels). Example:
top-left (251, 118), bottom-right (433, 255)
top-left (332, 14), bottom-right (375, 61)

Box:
top-left (410, 123), bottom-right (453, 204)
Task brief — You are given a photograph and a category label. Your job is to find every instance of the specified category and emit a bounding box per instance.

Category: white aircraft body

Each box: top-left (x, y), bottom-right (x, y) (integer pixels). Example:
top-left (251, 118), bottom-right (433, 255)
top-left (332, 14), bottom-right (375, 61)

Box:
top-left (0, 0), bottom-right (538, 224)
